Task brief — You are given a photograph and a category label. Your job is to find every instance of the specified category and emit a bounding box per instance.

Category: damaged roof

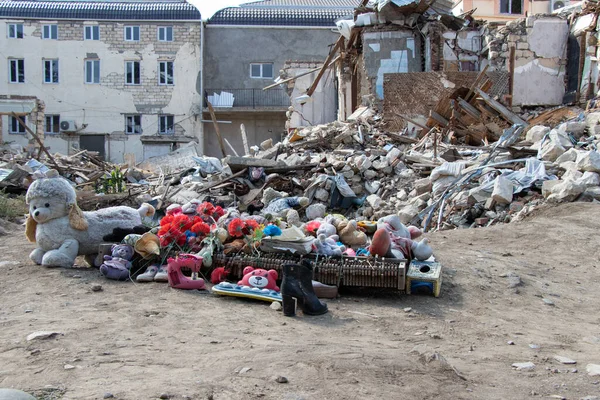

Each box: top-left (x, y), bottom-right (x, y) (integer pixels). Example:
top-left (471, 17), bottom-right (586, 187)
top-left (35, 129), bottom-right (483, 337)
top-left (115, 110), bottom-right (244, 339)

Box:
top-left (0, 0), bottom-right (201, 21)
top-left (209, 0), bottom-right (356, 26)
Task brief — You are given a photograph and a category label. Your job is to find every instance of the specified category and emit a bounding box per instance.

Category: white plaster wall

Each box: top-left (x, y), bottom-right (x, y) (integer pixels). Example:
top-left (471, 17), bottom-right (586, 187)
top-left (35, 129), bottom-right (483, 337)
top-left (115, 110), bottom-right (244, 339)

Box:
top-left (513, 18), bottom-right (568, 106)
top-left (288, 66), bottom-right (337, 128)
top-left (0, 19), bottom-right (201, 163)
top-left (443, 30), bottom-right (481, 65)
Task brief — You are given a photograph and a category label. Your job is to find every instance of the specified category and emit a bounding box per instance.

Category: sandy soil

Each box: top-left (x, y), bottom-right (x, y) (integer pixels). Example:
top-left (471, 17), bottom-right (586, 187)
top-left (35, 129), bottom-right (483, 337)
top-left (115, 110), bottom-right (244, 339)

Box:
top-left (0, 203), bottom-right (599, 400)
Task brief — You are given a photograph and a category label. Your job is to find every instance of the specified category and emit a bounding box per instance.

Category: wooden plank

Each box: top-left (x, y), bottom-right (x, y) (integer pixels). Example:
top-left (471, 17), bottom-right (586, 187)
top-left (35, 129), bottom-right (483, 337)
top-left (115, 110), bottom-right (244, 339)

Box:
top-left (11, 112), bottom-right (64, 175)
top-left (429, 111), bottom-right (449, 127)
top-left (306, 37), bottom-right (344, 97)
top-left (206, 101), bottom-right (227, 158)
top-left (457, 98), bottom-right (482, 119)
top-left (508, 46), bottom-right (515, 107)
top-left (474, 88), bottom-right (527, 126)
top-left (464, 65), bottom-right (489, 102)
top-left (262, 66), bottom-right (321, 91)
top-left (240, 123), bottom-right (250, 156)
top-left (576, 32), bottom-right (587, 103)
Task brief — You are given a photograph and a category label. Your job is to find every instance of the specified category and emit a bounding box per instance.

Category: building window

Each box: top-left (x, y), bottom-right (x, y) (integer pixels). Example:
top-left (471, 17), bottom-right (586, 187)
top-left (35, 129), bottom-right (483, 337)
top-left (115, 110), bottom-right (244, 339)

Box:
top-left (85, 59), bottom-right (100, 84)
top-left (125, 115), bottom-right (142, 134)
top-left (42, 24), bottom-right (58, 39)
top-left (158, 26), bottom-right (173, 42)
top-left (124, 26), bottom-right (140, 41)
top-left (9, 59), bottom-right (25, 83)
top-left (250, 63), bottom-right (273, 79)
top-left (158, 61), bottom-right (174, 85)
top-left (8, 23), bottom-right (23, 39)
top-left (159, 115), bottom-right (174, 135)
top-left (500, 0), bottom-right (522, 14)
top-left (125, 61), bottom-right (140, 85)
top-left (43, 59), bottom-right (59, 83)
top-left (84, 25), bottom-right (99, 40)
top-left (45, 115), bottom-right (60, 134)
top-left (10, 116), bottom-right (26, 134)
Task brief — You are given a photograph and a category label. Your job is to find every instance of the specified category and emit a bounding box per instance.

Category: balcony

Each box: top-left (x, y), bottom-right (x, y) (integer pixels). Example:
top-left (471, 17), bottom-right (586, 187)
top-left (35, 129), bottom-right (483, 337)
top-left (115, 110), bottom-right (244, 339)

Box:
top-left (204, 88), bottom-right (290, 110)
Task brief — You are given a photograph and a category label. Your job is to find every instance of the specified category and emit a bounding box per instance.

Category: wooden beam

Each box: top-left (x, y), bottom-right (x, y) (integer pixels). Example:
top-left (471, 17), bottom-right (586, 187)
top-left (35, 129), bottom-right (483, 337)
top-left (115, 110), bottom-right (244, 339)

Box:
top-left (508, 46), bottom-right (515, 107)
top-left (10, 112), bottom-right (63, 174)
top-left (240, 123), bottom-right (250, 156)
top-left (306, 37), bottom-right (344, 97)
top-left (576, 32), bottom-right (587, 103)
top-left (464, 64), bottom-right (489, 102)
top-left (474, 88), bottom-right (527, 126)
top-left (429, 111), bottom-right (449, 127)
top-left (457, 98), bottom-right (482, 119)
top-left (206, 101), bottom-right (227, 159)
top-left (262, 66), bottom-right (321, 91)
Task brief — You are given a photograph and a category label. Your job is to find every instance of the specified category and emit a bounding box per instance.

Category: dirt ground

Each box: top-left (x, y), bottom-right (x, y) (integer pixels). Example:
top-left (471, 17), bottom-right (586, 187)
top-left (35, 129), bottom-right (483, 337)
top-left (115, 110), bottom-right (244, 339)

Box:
top-left (0, 203), bottom-right (599, 400)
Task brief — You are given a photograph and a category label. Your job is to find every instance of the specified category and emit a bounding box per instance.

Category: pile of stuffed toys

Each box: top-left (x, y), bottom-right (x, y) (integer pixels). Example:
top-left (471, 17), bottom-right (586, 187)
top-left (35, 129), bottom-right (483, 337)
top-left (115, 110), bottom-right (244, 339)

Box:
top-left (25, 174), bottom-right (433, 295)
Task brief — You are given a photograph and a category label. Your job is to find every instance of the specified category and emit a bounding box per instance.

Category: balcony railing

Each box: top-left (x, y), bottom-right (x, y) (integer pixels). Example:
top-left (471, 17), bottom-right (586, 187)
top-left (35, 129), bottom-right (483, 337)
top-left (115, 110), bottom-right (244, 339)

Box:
top-left (205, 88), bottom-right (290, 109)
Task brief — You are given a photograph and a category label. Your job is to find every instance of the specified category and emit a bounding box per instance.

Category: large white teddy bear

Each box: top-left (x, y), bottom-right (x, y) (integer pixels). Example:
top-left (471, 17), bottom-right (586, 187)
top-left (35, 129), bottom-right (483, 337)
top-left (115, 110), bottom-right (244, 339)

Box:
top-left (25, 172), bottom-right (154, 268)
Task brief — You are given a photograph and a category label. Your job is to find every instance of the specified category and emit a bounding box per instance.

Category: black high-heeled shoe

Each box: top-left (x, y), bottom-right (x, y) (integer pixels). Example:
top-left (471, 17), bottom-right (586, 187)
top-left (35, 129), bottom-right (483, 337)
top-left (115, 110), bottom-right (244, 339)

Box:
top-left (281, 262), bottom-right (328, 317)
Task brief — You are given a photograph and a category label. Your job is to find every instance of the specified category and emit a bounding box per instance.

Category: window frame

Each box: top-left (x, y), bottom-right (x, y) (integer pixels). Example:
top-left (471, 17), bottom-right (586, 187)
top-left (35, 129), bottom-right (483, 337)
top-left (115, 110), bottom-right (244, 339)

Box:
top-left (125, 115), bottom-right (142, 135)
top-left (43, 59), bottom-right (59, 84)
top-left (84, 25), bottom-right (100, 41)
top-left (42, 24), bottom-right (58, 40)
top-left (499, 0), bottom-right (523, 15)
top-left (45, 114), bottom-right (60, 135)
top-left (84, 59), bottom-right (100, 84)
top-left (249, 63), bottom-right (274, 79)
top-left (125, 61), bottom-right (141, 85)
top-left (9, 58), bottom-right (25, 83)
top-left (158, 61), bottom-right (174, 85)
top-left (157, 26), bottom-right (173, 42)
top-left (158, 114), bottom-right (174, 135)
top-left (124, 26), bottom-right (140, 42)
top-left (8, 23), bottom-right (23, 39)
top-left (9, 115), bottom-right (26, 134)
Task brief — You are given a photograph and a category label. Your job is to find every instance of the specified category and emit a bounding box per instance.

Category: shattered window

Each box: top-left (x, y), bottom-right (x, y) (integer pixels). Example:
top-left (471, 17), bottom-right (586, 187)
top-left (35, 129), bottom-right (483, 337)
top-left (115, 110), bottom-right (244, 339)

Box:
top-left (9, 59), bottom-right (25, 83)
top-left (159, 61), bottom-right (174, 85)
top-left (159, 115), bottom-right (174, 135)
top-left (43, 59), bottom-right (59, 83)
top-left (250, 63), bottom-right (273, 79)
top-left (43, 24), bottom-right (58, 39)
top-left (8, 24), bottom-right (23, 39)
top-left (45, 115), bottom-right (60, 134)
top-left (125, 61), bottom-right (141, 85)
top-left (125, 26), bottom-right (140, 41)
top-left (500, 0), bottom-right (522, 14)
top-left (85, 59), bottom-right (100, 84)
top-left (158, 26), bottom-right (173, 42)
top-left (125, 115), bottom-right (142, 134)
top-left (85, 25), bottom-right (100, 40)
top-left (10, 116), bottom-right (26, 134)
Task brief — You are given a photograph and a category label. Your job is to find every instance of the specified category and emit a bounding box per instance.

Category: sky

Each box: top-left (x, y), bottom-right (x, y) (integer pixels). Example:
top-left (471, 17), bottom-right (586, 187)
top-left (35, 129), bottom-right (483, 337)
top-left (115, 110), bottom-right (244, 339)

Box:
top-left (187, 0), bottom-right (261, 20)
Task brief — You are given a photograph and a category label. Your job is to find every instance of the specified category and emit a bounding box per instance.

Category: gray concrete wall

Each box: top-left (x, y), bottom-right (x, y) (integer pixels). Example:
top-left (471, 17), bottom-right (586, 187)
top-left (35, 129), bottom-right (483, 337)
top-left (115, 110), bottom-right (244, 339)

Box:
top-left (203, 26), bottom-right (339, 90)
top-left (202, 112), bottom-right (287, 158)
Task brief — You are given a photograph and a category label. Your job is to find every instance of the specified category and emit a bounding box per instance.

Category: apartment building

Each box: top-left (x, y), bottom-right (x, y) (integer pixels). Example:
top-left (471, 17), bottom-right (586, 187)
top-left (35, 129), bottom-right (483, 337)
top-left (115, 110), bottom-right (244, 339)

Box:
top-left (0, 0), bottom-right (201, 163)
top-left (452, 0), bottom-right (573, 22)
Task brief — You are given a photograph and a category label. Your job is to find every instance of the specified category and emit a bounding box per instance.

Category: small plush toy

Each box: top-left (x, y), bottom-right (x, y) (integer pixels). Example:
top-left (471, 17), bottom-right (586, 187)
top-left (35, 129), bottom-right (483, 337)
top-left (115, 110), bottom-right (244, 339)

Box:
top-left (334, 219), bottom-right (368, 247)
top-left (262, 196), bottom-right (310, 224)
top-left (313, 233), bottom-right (346, 257)
top-left (238, 266), bottom-right (279, 291)
top-left (316, 216), bottom-right (337, 238)
top-left (100, 244), bottom-right (134, 281)
top-left (25, 172), bottom-right (154, 268)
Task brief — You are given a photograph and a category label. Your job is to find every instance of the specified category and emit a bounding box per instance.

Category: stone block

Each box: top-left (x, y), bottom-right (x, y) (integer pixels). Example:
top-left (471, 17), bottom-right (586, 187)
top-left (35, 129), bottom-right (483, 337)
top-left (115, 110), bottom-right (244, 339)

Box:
top-left (413, 177), bottom-right (432, 195)
top-left (542, 179), bottom-right (560, 198)
top-left (555, 148), bottom-right (579, 164)
top-left (398, 204), bottom-right (420, 225)
top-left (366, 194), bottom-right (383, 209)
top-left (526, 125), bottom-right (550, 143)
top-left (576, 151), bottom-right (600, 173)
top-left (547, 180), bottom-right (585, 203)
top-left (492, 176), bottom-right (513, 204)
top-left (577, 171), bottom-right (600, 187)
top-left (468, 186), bottom-right (491, 204)
top-left (517, 42), bottom-right (529, 50)
top-left (539, 140), bottom-right (566, 162)
top-left (484, 197), bottom-right (497, 210)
